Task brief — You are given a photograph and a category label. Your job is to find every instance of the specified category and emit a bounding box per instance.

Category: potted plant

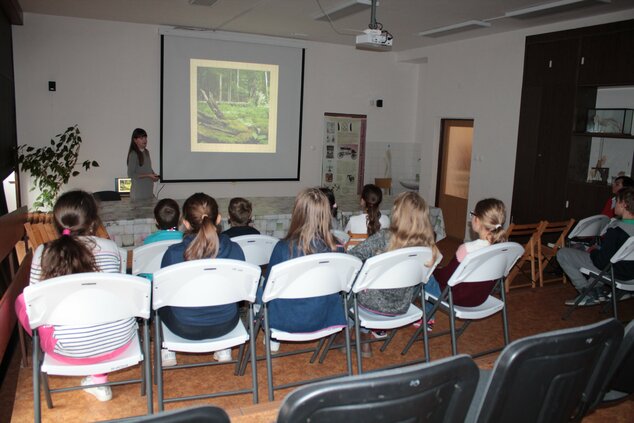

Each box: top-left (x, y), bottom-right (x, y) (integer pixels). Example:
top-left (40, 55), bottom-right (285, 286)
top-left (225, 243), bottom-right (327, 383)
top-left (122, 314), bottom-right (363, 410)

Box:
top-left (16, 125), bottom-right (99, 210)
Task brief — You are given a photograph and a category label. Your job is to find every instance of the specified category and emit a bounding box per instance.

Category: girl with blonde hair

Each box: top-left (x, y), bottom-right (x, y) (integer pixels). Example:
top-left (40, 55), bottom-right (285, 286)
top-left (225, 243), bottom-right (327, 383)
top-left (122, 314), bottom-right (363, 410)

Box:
top-left (160, 193), bottom-right (245, 362)
top-left (263, 188), bottom-right (346, 333)
top-left (426, 198), bottom-right (507, 311)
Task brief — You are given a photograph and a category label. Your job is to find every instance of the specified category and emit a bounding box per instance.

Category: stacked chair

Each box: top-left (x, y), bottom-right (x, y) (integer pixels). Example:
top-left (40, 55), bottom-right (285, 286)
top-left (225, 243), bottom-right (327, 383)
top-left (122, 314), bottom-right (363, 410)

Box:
top-left (504, 221), bottom-right (547, 291)
top-left (537, 218), bottom-right (575, 286)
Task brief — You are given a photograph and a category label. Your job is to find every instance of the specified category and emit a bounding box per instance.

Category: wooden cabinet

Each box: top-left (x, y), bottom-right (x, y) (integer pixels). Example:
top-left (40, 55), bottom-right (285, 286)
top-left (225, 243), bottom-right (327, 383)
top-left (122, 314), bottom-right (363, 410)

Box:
top-left (511, 20), bottom-right (634, 224)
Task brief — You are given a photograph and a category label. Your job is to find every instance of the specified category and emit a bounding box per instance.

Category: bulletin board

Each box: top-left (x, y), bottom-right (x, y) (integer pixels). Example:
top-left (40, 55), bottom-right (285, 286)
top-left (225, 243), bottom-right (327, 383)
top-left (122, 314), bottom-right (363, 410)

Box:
top-left (321, 113), bottom-right (366, 196)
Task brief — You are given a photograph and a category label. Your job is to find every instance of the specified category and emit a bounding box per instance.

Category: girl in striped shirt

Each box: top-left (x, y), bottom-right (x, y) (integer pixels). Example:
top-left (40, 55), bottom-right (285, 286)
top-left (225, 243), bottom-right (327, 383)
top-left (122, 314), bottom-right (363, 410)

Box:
top-left (16, 190), bottom-right (135, 402)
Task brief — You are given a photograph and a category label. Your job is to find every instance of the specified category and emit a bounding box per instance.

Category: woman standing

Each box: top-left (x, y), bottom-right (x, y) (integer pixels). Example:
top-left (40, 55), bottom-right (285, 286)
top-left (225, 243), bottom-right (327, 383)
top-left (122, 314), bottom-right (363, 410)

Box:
top-left (127, 128), bottom-right (159, 201)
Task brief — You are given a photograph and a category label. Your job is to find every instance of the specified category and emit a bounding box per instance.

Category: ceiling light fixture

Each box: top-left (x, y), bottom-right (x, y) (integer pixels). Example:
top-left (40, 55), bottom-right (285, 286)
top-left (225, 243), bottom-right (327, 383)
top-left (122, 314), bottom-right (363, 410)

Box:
top-left (314, 0), bottom-right (376, 21)
top-left (417, 20), bottom-right (491, 38)
top-left (505, 0), bottom-right (611, 19)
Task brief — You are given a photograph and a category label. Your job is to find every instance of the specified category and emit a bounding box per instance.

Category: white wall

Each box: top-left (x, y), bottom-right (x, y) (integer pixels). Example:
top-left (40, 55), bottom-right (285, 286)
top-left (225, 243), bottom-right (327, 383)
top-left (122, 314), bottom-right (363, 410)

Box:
top-left (12, 13), bottom-right (419, 207)
top-left (399, 9), bottom-right (634, 236)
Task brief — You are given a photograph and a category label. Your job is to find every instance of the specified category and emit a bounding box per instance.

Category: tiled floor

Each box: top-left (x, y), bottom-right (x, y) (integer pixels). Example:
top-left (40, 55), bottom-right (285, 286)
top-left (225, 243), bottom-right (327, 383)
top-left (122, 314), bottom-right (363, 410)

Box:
top-left (6, 238), bottom-right (634, 422)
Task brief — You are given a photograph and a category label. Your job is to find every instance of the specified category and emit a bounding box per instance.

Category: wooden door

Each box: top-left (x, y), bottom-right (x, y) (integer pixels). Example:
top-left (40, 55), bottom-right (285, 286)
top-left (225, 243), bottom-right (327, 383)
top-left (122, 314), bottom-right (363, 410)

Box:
top-left (436, 119), bottom-right (473, 240)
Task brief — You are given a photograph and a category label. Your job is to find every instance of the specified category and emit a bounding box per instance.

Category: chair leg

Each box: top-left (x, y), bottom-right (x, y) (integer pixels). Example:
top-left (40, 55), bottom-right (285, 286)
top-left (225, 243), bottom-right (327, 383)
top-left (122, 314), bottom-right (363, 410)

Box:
top-left (562, 272), bottom-right (603, 320)
top-left (353, 297), bottom-right (363, 374)
top-left (610, 271), bottom-right (618, 321)
top-left (154, 314), bottom-right (164, 412)
top-left (421, 286), bottom-right (430, 363)
top-left (18, 325), bottom-right (29, 368)
top-left (264, 306), bottom-right (275, 401)
top-left (42, 372), bottom-right (53, 409)
top-left (32, 332), bottom-right (41, 423)
top-left (342, 295), bottom-right (352, 376)
top-left (499, 279), bottom-right (510, 346)
top-left (248, 305), bottom-right (259, 404)
top-left (142, 320), bottom-right (153, 414)
top-left (448, 289), bottom-right (458, 356)
top-left (317, 333), bottom-right (336, 364)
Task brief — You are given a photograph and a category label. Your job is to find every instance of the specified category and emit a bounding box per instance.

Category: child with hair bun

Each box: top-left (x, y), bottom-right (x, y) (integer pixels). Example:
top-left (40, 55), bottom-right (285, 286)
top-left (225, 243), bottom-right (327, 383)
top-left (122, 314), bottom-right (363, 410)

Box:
top-left (425, 198), bottom-right (507, 316)
top-left (15, 190), bottom-right (132, 402)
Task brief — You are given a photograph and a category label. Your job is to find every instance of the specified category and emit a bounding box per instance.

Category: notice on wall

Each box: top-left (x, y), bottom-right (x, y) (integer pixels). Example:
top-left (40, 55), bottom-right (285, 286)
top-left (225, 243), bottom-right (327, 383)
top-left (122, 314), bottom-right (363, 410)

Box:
top-left (322, 113), bottom-right (366, 197)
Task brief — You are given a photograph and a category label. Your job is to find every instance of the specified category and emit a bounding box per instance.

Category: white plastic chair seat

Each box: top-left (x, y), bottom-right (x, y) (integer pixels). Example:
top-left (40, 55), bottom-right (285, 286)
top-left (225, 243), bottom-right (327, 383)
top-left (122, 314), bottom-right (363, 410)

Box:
top-left (42, 334), bottom-right (143, 376)
top-left (132, 240), bottom-right (180, 275)
top-left (161, 320), bottom-right (249, 353)
top-left (271, 326), bottom-right (344, 342)
top-left (357, 303), bottom-right (422, 330)
top-left (425, 292), bottom-right (504, 320)
top-left (232, 235), bottom-right (279, 266)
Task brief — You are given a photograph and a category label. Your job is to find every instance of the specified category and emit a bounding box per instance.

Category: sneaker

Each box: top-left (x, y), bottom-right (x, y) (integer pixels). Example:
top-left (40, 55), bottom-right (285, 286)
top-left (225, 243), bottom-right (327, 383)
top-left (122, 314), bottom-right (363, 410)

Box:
top-left (161, 349), bottom-right (177, 367)
top-left (607, 291), bottom-right (634, 301)
top-left (213, 349), bottom-right (232, 362)
top-left (81, 376), bottom-right (112, 402)
top-left (413, 319), bottom-right (435, 332)
top-left (263, 337), bottom-right (281, 352)
top-left (564, 295), bottom-right (600, 307)
top-left (371, 330), bottom-right (387, 339)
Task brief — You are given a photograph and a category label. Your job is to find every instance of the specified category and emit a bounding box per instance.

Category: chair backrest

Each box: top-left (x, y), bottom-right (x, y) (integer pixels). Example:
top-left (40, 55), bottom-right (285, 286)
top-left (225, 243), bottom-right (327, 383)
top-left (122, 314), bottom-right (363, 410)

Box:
top-left (119, 247), bottom-right (129, 274)
top-left (568, 214), bottom-right (610, 239)
top-left (505, 221), bottom-right (547, 257)
top-left (472, 318), bottom-right (623, 423)
top-left (609, 236), bottom-right (634, 264)
top-left (23, 273), bottom-right (152, 329)
top-left (120, 405), bottom-right (230, 423)
top-left (541, 218), bottom-right (575, 248)
top-left (152, 259), bottom-right (261, 309)
top-left (352, 247), bottom-right (442, 292)
top-left (132, 240), bottom-right (181, 275)
top-left (277, 355), bottom-right (479, 423)
top-left (374, 177), bottom-right (392, 194)
top-left (24, 212), bottom-right (111, 253)
top-left (601, 320), bottom-right (634, 403)
top-left (231, 234), bottom-right (279, 266)
top-left (262, 253), bottom-right (362, 302)
top-left (345, 232), bottom-right (368, 250)
top-left (447, 242), bottom-right (524, 287)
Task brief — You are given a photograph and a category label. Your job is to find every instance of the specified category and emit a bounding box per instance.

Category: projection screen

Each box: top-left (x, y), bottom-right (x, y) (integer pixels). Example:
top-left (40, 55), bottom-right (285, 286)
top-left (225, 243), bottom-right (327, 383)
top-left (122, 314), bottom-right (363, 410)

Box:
top-left (160, 30), bottom-right (305, 182)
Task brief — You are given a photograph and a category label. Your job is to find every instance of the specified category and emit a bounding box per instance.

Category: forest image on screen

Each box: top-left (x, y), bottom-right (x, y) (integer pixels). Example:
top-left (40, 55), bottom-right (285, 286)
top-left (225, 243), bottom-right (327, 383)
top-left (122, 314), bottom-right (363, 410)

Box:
top-left (190, 59), bottom-right (278, 153)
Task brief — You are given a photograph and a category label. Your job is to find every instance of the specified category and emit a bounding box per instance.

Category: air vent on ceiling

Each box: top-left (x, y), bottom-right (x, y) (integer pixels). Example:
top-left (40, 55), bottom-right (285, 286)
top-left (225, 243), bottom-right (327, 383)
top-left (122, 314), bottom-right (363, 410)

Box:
top-left (505, 0), bottom-right (611, 19)
top-left (189, 0), bottom-right (218, 6)
top-left (314, 0), bottom-right (376, 21)
top-left (418, 20), bottom-right (491, 38)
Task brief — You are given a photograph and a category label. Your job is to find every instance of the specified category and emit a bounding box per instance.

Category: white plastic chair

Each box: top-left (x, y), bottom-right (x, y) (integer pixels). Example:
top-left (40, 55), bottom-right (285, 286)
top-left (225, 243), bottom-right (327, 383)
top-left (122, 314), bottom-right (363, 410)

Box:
top-left (119, 247), bottom-right (129, 273)
top-left (331, 229), bottom-right (350, 245)
top-left (261, 253), bottom-right (363, 401)
top-left (232, 234), bottom-right (279, 266)
top-left (132, 240), bottom-right (180, 276)
top-left (152, 259), bottom-right (261, 410)
top-left (567, 214), bottom-right (610, 245)
top-left (405, 243), bottom-right (523, 357)
top-left (569, 236), bottom-right (634, 321)
top-left (23, 273), bottom-right (152, 422)
top-left (348, 247), bottom-right (442, 373)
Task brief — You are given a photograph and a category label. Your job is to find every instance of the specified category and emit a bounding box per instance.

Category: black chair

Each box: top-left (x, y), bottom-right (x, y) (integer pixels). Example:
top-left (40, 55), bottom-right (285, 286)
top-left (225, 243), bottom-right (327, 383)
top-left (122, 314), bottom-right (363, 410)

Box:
top-left (276, 355), bottom-right (479, 423)
top-left (600, 320), bottom-right (634, 404)
top-left (113, 405), bottom-right (230, 422)
top-left (93, 190), bottom-right (122, 201)
top-left (466, 318), bottom-right (623, 423)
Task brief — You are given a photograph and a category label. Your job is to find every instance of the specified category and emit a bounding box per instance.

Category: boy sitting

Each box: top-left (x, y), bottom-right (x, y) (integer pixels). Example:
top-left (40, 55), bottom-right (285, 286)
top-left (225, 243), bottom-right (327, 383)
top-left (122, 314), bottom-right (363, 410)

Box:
top-left (222, 197), bottom-right (260, 238)
top-left (558, 187), bottom-right (634, 306)
top-left (143, 198), bottom-right (184, 244)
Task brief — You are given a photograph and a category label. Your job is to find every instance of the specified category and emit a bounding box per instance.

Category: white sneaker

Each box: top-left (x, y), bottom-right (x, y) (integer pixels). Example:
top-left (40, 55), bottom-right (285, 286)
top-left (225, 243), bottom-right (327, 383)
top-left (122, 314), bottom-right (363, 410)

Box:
top-left (213, 349), bottom-right (232, 362)
top-left (263, 337), bottom-right (280, 352)
top-left (81, 376), bottom-right (112, 402)
top-left (161, 349), bottom-right (177, 367)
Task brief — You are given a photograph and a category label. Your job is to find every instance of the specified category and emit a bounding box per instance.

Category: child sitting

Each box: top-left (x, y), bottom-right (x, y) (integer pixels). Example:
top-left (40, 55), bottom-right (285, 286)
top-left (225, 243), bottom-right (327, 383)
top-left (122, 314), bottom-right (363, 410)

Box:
top-left (344, 184), bottom-right (389, 236)
top-left (15, 190), bottom-right (134, 402)
top-left (143, 198), bottom-right (184, 244)
top-left (221, 197), bottom-right (260, 238)
top-left (425, 198), bottom-right (507, 314)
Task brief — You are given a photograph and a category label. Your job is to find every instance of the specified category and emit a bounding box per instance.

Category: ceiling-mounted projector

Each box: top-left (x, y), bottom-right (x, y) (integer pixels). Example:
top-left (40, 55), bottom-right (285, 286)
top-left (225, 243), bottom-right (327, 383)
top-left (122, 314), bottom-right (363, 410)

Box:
top-left (356, 28), bottom-right (393, 51)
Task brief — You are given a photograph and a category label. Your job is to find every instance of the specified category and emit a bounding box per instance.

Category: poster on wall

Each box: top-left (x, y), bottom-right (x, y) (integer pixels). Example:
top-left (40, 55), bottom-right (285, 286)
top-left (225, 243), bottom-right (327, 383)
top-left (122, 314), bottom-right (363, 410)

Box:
top-left (321, 113), bottom-right (366, 197)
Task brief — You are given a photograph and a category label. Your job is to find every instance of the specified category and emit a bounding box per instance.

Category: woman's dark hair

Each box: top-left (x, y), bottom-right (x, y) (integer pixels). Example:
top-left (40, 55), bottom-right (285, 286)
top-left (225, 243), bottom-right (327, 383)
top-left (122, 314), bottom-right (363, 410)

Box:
top-left (182, 193), bottom-right (220, 261)
top-left (319, 187), bottom-right (338, 219)
top-left (228, 197), bottom-right (253, 226)
top-left (127, 128), bottom-right (148, 167)
top-left (40, 190), bottom-right (100, 280)
top-left (615, 176), bottom-right (634, 188)
top-left (154, 198), bottom-right (180, 230)
top-left (362, 184), bottom-right (383, 236)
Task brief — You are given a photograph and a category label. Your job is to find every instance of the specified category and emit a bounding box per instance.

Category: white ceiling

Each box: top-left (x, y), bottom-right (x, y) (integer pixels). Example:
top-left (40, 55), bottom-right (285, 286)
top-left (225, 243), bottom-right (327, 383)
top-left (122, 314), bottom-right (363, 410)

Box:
top-left (18, 0), bottom-right (634, 51)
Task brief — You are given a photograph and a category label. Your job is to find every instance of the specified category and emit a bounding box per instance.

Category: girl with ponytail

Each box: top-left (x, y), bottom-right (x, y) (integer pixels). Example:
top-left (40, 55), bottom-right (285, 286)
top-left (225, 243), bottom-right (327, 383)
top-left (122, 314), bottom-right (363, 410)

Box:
top-left (425, 198), bottom-right (507, 319)
top-left (160, 193), bottom-right (245, 362)
top-left (344, 184), bottom-right (390, 236)
top-left (16, 190), bottom-right (131, 402)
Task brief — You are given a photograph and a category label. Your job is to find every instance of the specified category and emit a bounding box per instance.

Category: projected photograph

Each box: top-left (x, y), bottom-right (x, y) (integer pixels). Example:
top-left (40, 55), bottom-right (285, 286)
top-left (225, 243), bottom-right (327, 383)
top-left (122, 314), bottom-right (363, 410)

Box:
top-left (190, 59), bottom-right (279, 153)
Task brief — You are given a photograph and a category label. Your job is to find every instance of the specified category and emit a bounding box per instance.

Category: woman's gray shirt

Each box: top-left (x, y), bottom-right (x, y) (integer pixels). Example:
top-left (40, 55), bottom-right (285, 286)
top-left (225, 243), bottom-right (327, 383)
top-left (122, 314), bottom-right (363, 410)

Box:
top-left (127, 150), bottom-right (154, 201)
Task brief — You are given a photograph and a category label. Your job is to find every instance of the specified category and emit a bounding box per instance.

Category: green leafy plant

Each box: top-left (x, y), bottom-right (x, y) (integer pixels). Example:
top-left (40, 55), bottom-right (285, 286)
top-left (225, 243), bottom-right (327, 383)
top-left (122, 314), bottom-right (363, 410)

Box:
top-left (16, 125), bottom-right (99, 210)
